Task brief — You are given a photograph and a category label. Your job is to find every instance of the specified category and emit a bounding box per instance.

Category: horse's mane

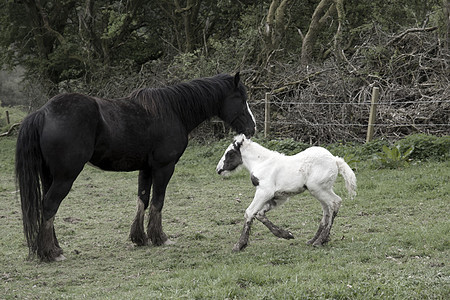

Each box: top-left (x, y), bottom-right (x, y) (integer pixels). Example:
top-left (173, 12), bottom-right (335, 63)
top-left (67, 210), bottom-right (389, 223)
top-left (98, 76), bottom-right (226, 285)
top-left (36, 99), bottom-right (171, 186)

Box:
top-left (129, 74), bottom-right (238, 123)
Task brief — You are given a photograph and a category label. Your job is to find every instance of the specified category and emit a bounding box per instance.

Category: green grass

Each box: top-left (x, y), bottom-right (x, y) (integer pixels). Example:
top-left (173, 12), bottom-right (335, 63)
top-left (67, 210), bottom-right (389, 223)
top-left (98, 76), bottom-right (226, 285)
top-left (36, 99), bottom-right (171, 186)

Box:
top-left (1, 135), bottom-right (449, 299)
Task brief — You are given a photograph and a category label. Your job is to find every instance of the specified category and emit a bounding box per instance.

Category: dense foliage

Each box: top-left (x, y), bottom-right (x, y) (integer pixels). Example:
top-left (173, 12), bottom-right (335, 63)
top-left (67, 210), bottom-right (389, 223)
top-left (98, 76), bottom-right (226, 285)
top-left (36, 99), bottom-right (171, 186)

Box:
top-left (0, 0), bottom-right (449, 142)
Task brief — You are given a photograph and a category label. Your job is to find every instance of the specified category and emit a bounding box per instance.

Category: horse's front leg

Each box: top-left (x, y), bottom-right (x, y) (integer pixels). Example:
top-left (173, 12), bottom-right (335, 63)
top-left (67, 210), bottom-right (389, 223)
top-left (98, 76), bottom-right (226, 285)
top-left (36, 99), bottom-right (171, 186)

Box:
top-left (147, 163), bottom-right (175, 246)
top-left (130, 169), bottom-right (152, 246)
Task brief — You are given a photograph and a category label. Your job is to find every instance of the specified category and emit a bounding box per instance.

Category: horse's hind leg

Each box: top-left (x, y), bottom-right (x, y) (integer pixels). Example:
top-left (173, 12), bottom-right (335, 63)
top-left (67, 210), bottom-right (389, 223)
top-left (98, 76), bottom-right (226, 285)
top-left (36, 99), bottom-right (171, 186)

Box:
top-left (130, 169), bottom-right (151, 246)
top-left (36, 171), bottom-right (63, 261)
top-left (38, 152), bottom-right (86, 261)
top-left (39, 176), bottom-right (79, 261)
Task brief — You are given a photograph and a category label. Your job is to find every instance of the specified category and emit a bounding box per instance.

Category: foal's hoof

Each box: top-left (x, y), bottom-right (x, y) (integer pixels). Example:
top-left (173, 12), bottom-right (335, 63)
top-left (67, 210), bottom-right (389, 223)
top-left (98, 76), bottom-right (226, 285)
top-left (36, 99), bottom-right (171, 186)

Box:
top-left (283, 231), bottom-right (294, 239)
top-left (312, 240), bottom-right (326, 247)
top-left (232, 243), bottom-right (247, 252)
top-left (306, 237), bottom-right (319, 245)
top-left (308, 238), bottom-right (328, 247)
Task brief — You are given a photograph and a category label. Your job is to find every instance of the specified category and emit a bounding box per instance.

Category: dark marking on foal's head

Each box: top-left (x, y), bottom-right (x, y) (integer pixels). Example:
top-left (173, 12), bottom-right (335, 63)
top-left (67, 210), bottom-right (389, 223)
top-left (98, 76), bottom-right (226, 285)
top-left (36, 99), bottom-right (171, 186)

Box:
top-left (250, 173), bottom-right (259, 186)
top-left (217, 137), bottom-right (244, 175)
top-left (222, 142), bottom-right (243, 172)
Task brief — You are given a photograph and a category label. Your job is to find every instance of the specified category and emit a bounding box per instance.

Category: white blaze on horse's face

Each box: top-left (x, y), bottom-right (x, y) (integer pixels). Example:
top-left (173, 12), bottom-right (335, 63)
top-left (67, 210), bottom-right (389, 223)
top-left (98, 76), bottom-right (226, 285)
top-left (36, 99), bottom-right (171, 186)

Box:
top-left (246, 102), bottom-right (257, 136)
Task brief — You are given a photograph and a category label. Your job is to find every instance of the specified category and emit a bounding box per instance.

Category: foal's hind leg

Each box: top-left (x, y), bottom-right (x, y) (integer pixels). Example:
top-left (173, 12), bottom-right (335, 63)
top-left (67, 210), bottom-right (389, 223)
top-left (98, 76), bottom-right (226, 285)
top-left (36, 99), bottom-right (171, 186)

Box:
top-left (130, 169), bottom-right (152, 246)
top-left (307, 189), bottom-right (341, 246)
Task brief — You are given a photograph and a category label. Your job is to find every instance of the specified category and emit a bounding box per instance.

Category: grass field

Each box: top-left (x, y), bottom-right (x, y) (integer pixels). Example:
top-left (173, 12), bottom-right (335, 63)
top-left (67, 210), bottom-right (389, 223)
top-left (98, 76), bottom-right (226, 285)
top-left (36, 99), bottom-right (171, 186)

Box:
top-left (1, 134), bottom-right (449, 299)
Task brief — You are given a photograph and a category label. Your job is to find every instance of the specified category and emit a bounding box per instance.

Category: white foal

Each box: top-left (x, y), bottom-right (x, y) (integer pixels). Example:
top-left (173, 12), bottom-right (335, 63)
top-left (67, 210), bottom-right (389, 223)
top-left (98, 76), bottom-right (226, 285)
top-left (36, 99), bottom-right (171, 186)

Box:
top-left (216, 134), bottom-right (357, 251)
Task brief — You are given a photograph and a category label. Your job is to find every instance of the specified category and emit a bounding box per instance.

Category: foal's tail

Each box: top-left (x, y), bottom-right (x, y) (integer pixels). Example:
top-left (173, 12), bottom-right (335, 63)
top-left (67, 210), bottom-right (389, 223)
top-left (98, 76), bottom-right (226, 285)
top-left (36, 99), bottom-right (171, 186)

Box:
top-left (15, 111), bottom-right (45, 257)
top-left (335, 157), bottom-right (357, 199)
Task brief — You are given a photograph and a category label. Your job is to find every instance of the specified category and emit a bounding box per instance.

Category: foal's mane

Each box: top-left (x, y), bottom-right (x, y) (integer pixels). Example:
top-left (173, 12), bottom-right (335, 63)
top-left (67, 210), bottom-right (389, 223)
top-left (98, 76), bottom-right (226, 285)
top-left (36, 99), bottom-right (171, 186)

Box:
top-left (239, 136), bottom-right (284, 159)
top-left (129, 74), bottom-right (239, 123)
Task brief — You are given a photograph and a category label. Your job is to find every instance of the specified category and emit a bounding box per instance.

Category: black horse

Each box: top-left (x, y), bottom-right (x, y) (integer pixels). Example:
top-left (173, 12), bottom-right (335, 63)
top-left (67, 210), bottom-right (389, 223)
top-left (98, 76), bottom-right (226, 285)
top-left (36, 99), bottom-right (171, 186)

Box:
top-left (15, 73), bottom-right (256, 261)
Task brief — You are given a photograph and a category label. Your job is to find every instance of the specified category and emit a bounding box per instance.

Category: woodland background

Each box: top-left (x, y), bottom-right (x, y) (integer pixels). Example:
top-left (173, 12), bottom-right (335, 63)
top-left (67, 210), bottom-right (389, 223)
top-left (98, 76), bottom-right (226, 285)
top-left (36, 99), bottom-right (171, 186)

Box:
top-left (1, 0), bottom-right (449, 143)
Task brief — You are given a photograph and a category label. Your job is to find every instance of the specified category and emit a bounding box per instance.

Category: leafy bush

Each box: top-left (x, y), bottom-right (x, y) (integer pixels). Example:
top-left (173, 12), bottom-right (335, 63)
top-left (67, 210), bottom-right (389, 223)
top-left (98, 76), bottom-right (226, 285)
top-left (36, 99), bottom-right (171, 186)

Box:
top-left (360, 139), bottom-right (391, 158)
top-left (375, 144), bottom-right (414, 169)
top-left (397, 134), bottom-right (450, 161)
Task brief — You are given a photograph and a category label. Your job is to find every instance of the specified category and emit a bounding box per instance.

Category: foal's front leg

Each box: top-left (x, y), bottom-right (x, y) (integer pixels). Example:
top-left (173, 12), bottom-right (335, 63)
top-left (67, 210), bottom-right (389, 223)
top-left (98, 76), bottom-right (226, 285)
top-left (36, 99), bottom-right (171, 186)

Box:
top-left (233, 218), bottom-right (253, 252)
top-left (256, 214), bottom-right (294, 240)
top-left (233, 188), bottom-right (273, 251)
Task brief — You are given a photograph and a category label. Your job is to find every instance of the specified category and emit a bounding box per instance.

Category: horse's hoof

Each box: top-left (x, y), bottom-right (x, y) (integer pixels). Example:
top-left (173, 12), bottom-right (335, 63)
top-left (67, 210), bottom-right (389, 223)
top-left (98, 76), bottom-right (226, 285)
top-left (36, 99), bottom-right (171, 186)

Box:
top-left (164, 239), bottom-right (176, 245)
top-left (131, 237), bottom-right (148, 247)
top-left (54, 254), bottom-right (66, 262)
top-left (148, 235), bottom-right (168, 246)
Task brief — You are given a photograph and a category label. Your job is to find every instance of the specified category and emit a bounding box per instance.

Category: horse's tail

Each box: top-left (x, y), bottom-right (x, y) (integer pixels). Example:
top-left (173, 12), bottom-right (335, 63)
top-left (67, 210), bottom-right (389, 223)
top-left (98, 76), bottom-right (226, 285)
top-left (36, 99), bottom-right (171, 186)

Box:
top-left (15, 111), bottom-right (45, 257)
top-left (335, 157), bottom-right (357, 199)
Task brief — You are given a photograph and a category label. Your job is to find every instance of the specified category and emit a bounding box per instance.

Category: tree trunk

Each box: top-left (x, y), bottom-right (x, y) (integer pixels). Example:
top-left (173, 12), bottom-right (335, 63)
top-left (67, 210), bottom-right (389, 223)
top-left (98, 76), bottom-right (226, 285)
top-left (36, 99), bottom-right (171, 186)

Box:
top-left (444, 0), bottom-right (450, 51)
top-left (261, 0), bottom-right (290, 65)
top-left (300, 0), bottom-right (333, 65)
top-left (300, 0), bottom-right (338, 65)
top-left (333, 0), bottom-right (345, 61)
top-left (174, 0), bottom-right (202, 52)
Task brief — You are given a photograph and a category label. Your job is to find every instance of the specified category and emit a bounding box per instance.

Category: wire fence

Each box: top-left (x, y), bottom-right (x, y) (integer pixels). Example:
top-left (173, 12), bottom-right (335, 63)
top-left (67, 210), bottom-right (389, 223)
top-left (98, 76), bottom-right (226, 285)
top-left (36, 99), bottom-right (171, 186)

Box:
top-left (248, 95), bottom-right (450, 143)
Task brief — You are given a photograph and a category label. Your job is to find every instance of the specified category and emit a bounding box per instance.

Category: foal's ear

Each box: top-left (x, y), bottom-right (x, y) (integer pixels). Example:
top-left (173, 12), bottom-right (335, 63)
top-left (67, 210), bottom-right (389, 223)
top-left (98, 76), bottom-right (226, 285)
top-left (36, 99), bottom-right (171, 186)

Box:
top-left (234, 72), bottom-right (240, 87)
top-left (235, 133), bottom-right (246, 145)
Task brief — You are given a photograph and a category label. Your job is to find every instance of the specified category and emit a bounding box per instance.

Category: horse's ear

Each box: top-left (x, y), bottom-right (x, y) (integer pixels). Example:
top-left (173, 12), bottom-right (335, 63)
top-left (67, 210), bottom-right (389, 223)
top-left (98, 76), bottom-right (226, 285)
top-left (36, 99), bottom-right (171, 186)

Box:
top-left (234, 72), bottom-right (240, 87)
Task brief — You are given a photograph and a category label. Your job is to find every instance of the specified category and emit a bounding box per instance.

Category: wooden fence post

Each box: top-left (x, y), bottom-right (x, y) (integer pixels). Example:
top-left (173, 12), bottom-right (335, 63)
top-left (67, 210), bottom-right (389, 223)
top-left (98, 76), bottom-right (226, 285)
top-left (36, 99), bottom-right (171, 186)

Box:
top-left (366, 87), bottom-right (379, 143)
top-left (264, 92), bottom-right (271, 138)
top-left (6, 110), bottom-right (10, 124)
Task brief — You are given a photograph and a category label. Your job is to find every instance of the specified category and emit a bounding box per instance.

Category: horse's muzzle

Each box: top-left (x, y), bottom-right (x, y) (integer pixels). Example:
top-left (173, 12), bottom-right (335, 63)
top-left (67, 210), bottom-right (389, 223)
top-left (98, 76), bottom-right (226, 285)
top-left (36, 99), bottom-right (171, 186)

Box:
top-left (243, 127), bottom-right (255, 139)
